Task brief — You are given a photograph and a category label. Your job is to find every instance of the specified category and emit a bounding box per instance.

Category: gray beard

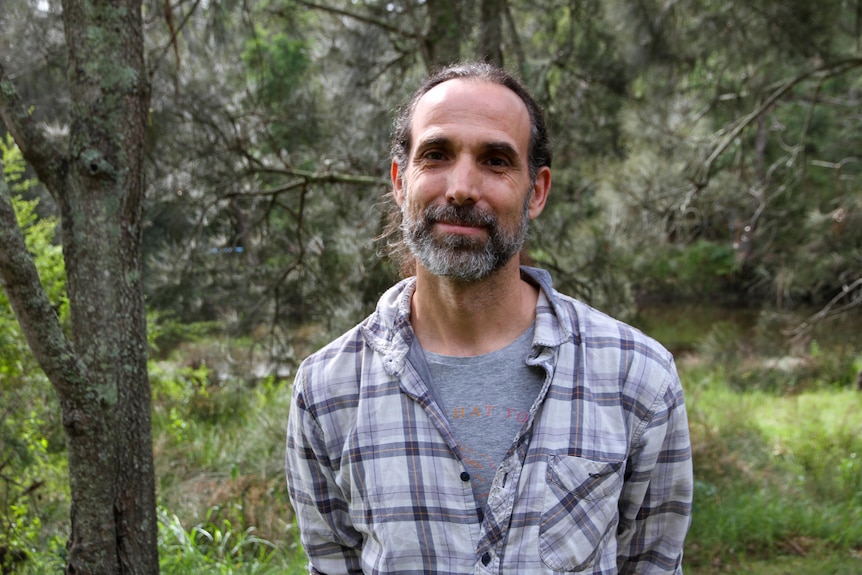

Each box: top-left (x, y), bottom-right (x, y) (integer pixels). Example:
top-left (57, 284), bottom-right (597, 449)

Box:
top-left (400, 198), bottom-right (531, 283)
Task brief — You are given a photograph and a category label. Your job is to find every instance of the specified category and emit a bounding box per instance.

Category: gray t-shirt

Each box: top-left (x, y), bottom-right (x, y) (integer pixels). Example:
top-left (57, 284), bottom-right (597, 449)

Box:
top-left (422, 325), bottom-right (545, 507)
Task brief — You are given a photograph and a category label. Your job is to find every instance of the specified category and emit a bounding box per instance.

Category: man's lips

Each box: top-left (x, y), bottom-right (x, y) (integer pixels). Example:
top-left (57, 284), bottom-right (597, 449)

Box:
top-left (433, 220), bottom-right (488, 236)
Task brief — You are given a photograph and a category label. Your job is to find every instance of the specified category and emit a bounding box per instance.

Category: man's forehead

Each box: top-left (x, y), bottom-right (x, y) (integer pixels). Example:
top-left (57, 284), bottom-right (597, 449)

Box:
top-left (410, 79), bottom-right (531, 144)
top-left (415, 78), bottom-right (526, 113)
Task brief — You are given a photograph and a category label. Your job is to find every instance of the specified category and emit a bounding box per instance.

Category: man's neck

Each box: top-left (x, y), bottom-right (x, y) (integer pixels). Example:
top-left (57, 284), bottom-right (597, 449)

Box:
top-left (410, 259), bottom-right (538, 356)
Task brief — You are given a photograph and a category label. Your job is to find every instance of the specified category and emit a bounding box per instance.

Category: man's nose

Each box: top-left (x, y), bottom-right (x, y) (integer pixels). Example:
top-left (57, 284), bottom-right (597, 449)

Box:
top-left (445, 157), bottom-right (480, 206)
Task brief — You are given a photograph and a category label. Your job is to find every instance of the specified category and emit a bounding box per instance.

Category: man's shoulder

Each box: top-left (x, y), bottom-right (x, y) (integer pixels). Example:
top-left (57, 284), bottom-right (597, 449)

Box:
top-left (539, 280), bottom-right (671, 361)
top-left (293, 278), bottom-right (413, 403)
top-left (524, 266), bottom-right (655, 343)
top-left (290, 322), bottom-right (375, 425)
top-left (537, 278), bottom-right (678, 397)
top-left (301, 322), bottom-right (368, 368)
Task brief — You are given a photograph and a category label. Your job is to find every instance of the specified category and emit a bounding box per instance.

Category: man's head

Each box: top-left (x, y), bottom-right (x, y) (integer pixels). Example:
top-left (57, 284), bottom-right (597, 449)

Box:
top-left (384, 62), bottom-right (552, 280)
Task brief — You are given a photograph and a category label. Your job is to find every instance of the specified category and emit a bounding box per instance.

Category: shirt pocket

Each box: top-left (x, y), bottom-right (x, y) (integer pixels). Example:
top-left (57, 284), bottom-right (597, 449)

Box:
top-left (539, 455), bottom-right (624, 572)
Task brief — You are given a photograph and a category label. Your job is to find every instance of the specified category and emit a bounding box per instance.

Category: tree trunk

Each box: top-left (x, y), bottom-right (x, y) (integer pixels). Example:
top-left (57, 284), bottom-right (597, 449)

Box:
top-left (423, 0), bottom-right (462, 68)
top-left (0, 0), bottom-right (158, 573)
top-left (478, 0), bottom-right (505, 67)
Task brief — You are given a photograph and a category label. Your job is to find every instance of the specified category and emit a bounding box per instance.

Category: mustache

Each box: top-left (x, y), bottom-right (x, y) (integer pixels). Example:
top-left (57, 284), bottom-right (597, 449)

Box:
top-left (421, 204), bottom-right (497, 229)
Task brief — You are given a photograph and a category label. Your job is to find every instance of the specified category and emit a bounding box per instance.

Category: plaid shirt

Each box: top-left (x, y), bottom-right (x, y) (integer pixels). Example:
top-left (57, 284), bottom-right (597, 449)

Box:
top-left (286, 267), bottom-right (692, 574)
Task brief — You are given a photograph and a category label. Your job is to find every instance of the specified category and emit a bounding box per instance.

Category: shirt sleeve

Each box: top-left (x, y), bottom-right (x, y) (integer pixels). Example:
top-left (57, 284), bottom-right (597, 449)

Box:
top-left (285, 365), bottom-right (364, 574)
top-left (616, 362), bottom-right (694, 574)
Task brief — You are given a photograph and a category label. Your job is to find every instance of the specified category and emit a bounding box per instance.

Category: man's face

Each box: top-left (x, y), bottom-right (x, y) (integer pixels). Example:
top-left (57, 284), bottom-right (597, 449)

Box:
top-left (392, 79), bottom-right (550, 282)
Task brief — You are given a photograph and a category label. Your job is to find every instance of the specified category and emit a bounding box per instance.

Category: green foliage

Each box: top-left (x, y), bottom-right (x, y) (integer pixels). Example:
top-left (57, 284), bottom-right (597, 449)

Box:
top-left (241, 25), bottom-right (318, 153)
top-left (0, 136), bottom-right (66, 332)
top-left (1, 134), bottom-right (37, 195)
top-left (639, 239), bottom-right (739, 300)
top-left (531, 202), bottom-right (638, 320)
top-left (588, 0), bottom-right (862, 310)
top-left (638, 301), bottom-right (862, 571)
top-left (242, 30), bottom-right (309, 108)
top-left (147, 309), bottom-right (220, 358)
top-left (686, 308), bottom-right (862, 393)
top-left (0, 410), bottom-right (50, 570)
top-left (0, 138), bottom-right (70, 571)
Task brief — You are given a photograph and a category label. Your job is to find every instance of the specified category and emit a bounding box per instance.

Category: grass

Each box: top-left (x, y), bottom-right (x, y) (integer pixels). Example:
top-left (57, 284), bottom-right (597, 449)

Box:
top-left (680, 356), bottom-right (862, 574)
top-left (148, 352), bottom-right (307, 574)
top-left (157, 505), bottom-right (306, 574)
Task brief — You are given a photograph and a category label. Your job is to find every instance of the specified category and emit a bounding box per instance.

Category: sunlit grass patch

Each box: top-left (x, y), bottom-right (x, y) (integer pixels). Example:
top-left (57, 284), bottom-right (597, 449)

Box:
top-left (683, 363), bottom-right (862, 572)
top-left (158, 506), bottom-right (307, 574)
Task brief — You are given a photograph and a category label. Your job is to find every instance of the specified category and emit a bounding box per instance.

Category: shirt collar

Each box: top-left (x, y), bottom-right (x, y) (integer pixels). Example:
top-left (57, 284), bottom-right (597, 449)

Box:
top-left (361, 267), bottom-right (575, 375)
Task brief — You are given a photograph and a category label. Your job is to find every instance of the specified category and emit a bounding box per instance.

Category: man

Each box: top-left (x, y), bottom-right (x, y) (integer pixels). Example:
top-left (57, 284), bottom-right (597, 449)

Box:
top-left (285, 62), bottom-right (693, 574)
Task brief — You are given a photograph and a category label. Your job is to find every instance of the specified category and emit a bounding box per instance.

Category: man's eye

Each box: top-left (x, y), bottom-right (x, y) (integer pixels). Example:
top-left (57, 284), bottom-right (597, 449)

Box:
top-left (423, 151), bottom-right (446, 161)
top-left (486, 156), bottom-right (510, 167)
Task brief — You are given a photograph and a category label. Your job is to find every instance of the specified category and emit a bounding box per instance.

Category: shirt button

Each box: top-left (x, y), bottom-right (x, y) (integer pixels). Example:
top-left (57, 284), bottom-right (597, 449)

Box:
top-left (460, 471), bottom-right (470, 482)
top-left (481, 552), bottom-right (491, 566)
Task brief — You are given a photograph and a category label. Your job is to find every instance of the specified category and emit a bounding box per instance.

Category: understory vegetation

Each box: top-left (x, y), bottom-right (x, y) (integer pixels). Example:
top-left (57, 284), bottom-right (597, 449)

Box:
top-left (3, 309), bottom-right (860, 574)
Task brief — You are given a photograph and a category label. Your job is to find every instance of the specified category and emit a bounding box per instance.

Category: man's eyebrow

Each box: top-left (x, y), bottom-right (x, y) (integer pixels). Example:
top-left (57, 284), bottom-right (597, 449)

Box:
top-left (483, 141), bottom-right (520, 158)
top-left (414, 135), bottom-right (452, 151)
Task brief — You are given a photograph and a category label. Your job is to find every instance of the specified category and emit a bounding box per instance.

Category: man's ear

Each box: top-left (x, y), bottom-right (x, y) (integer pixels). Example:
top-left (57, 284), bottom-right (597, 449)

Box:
top-left (528, 166), bottom-right (552, 220)
top-left (391, 161), bottom-right (405, 207)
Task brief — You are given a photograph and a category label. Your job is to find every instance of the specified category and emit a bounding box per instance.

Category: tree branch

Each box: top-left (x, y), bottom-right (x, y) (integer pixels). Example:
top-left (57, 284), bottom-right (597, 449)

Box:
top-left (148, 0), bottom-right (204, 77)
top-left (0, 163), bottom-right (85, 394)
top-left (250, 165), bottom-right (387, 187)
top-left (690, 57), bottom-right (862, 189)
top-left (503, 0), bottom-right (526, 78)
top-left (789, 277), bottom-right (862, 342)
top-left (0, 63), bottom-right (68, 200)
top-left (234, 139), bottom-right (387, 188)
top-left (282, 0), bottom-right (418, 40)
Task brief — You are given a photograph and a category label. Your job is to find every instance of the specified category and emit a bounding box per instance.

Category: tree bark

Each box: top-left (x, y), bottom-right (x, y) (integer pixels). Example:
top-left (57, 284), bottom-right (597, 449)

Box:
top-left (478, 0), bottom-right (505, 67)
top-left (423, 0), bottom-right (462, 68)
top-left (0, 0), bottom-right (157, 573)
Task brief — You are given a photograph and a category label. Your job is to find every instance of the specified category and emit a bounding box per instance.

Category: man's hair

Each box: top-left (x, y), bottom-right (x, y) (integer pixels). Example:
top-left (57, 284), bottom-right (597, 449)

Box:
top-left (382, 62), bottom-right (552, 278)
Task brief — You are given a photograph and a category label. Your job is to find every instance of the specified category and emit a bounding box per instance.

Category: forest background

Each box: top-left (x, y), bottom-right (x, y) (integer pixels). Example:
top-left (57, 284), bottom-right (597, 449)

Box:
top-left (1, 0), bottom-right (861, 573)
